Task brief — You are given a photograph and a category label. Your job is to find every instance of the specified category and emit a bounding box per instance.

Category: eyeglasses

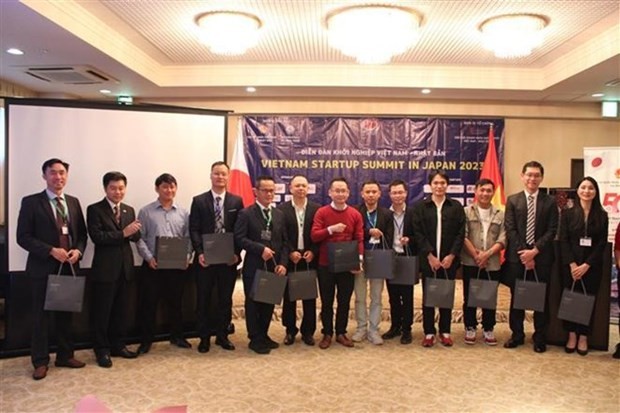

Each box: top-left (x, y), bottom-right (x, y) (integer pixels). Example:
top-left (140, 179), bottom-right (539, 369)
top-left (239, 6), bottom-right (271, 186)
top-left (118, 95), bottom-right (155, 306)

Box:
top-left (524, 173), bottom-right (542, 179)
top-left (258, 188), bottom-right (275, 194)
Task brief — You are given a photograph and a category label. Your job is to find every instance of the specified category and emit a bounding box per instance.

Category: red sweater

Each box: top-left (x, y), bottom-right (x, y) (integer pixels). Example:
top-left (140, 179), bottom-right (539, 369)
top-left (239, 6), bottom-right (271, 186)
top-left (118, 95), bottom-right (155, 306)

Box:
top-left (311, 204), bottom-right (364, 267)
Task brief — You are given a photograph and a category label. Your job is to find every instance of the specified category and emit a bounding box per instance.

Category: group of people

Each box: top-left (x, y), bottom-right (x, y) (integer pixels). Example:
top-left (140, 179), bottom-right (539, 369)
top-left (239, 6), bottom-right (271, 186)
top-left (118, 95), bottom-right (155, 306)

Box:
top-left (17, 158), bottom-right (618, 381)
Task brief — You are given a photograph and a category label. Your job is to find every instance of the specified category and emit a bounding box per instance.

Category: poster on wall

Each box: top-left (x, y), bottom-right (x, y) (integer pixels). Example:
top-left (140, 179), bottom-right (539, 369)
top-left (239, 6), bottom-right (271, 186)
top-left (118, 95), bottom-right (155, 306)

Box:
top-left (241, 116), bottom-right (504, 207)
top-left (584, 146), bottom-right (620, 321)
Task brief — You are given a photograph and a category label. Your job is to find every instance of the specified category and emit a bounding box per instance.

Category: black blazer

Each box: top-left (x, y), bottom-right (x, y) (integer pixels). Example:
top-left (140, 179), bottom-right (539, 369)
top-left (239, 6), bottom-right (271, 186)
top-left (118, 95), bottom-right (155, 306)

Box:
top-left (394, 206), bottom-right (417, 255)
top-left (504, 191), bottom-right (558, 266)
top-left (277, 200), bottom-right (320, 269)
top-left (357, 204), bottom-right (394, 249)
top-left (16, 191), bottom-right (87, 278)
top-left (234, 204), bottom-right (289, 278)
top-left (87, 198), bottom-right (140, 282)
top-left (559, 206), bottom-right (608, 268)
top-left (189, 190), bottom-right (243, 257)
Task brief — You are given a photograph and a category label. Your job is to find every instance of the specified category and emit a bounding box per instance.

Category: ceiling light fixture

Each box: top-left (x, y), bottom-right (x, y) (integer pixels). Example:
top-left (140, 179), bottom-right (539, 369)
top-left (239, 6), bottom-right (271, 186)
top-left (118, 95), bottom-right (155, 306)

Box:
top-left (479, 14), bottom-right (549, 58)
top-left (326, 5), bottom-right (422, 65)
top-left (6, 48), bottom-right (24, 55)
top-left (195, 11), bottom-right (262, 56)
top-left (591, 93), bottom-right (604, 97)
top-left (421, 88), bottom-right (431, 94)
top-left (99, 89), bottom-right (111, 94)
top-left (246, 86), bottom-right (256, 93)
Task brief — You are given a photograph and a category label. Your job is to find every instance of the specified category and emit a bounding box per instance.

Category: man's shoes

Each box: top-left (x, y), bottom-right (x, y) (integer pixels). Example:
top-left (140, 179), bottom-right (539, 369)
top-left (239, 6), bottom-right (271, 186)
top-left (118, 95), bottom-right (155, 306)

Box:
top-left (215, 337), bottom-right (236, 351)
top-left (198, 339), bottom-right (210, 353)
top-left (382, 327), bottom-right (401, 340)
top-left (464, 328), bottom-right (476, 345)
top-left (368, 331), bottom-right (384, 345)
top-left (439, 334), bottom-right (453, 347)
top-left (170, 337), bottom-right (192, 349)
top-left (54, 358), bottom-right (86, 368)
top-left (400, 331), bottom-right (413, 345)
top-left (265, 336), bottom-right (280, 349)
top-left (503, 338), bottom-right (524, 349)
top-left (137, 342), bottom-right (152, 355)
top-left (613, 343), bottom-right (620, 359)
top-left (533, 342), bottom-right (547, 353)
top-left (111, 347), bottom-right (138, 359)
top-left (32, 365), bottom-right (48, 380)
top-left (483, 331), bottom-right (497, 346)
top-left (248, 340), bottom-right (271, 355)
top-left (302, 335), bottom-right (315, 346)
top-left (336, 334), bottom-right (354, 347)
top-left (351, 330), bottom-right (367, 342)
top-left (422, 334), bottom-right (435, 348)
top-left (318, 335), bottom-right (332, 349)
top-left (96, 354), bottom-right (113, 368)
top-left (283, 334), bottom-right (295, 345)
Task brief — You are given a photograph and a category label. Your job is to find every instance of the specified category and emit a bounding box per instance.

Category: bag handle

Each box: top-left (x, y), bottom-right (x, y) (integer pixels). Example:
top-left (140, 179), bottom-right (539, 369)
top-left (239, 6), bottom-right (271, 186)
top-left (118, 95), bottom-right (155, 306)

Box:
top-left (57, 262), bottom-right (77, 277)
top-left (432, 268), bottom-right (449, 279)
top-left (522, 268), bottom-right (540, 283)
top-left (570, 279), bottom-right (588, 295)
top-left (293, 260), bottom-right (311, 273)
top-left (263, 257), bottom-right (279, 271)
top-left (476, 268), bottom-right (491, 281)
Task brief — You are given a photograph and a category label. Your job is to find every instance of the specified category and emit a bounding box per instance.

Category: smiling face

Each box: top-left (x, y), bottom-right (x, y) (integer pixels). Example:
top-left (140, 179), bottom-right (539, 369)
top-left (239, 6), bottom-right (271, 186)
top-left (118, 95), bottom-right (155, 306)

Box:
top-left (389, 184), bottom-right (407, 207)
top-left (156, 182), bottom-right (177, 204)
top-left (430, 174), bottom-right (448, 198)
top-left (254, 178), bottom-right (275, 206)
top-left (43, 162), bottom-right (68, 194)
top-left (328, 180), bottom-right (350, 206)
top-left (521, 166), bottom-right (543, 194)
top-left (105, 180), bottom-right (126, 204)
top-left (475, 183), bottom-right (494, 208)
top-left (577, 179), bottom-right (596, 203)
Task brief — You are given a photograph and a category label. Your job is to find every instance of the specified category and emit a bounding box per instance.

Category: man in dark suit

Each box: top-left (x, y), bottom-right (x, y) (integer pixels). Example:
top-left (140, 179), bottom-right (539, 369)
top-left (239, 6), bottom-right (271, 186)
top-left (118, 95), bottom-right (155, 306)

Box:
top-left (190, 161), bottom-right (244, 353)
top-left (504, 161), bottom-right (558, 353)
top-left (16, 158), bottom-right (88, 380)
top-left (234, 175), bottom-right (289, 355)
top-left (277, 175), bottom-right (320, 346)
top-left (87, 171), bottom-right (142, 367)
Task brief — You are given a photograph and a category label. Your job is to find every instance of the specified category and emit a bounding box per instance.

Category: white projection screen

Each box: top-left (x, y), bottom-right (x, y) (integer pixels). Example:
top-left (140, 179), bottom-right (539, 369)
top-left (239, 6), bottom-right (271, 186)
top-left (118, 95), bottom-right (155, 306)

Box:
top-left (5, 99), bottom-right (228, 272)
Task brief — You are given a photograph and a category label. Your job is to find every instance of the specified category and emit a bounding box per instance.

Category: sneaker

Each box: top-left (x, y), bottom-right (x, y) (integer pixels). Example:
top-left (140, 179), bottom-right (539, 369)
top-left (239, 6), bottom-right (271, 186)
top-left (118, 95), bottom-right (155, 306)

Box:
top-left (352, 330), bottom-right (367, 342)
top-left (422, 334), bottom-right (435, 347)
top-left (438, 333), bottom-right (454, 347)
top-left (464, 328), bottom-right (476, 345)
top-left (483, 330), bottom-right (498, 346)
top-left (368, 331), bottom-right (384, 345)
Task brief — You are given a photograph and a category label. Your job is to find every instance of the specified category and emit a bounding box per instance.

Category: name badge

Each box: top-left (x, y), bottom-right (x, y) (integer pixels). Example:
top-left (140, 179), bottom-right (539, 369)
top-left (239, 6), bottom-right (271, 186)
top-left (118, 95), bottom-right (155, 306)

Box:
top-left (369, 237), bottom-right (380, 244)
top-left (579, 237), bottom-right (592, 247)
top-left (61, 225), bottom-right (69, 235)
top-left (261, 230), bottom-right (272, 241)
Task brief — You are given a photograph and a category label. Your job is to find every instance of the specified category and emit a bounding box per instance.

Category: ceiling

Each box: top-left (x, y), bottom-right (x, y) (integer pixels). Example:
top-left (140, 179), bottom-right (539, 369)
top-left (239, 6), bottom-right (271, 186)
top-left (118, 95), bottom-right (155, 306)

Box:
top-left (0, 0), bottom-right (619, 103)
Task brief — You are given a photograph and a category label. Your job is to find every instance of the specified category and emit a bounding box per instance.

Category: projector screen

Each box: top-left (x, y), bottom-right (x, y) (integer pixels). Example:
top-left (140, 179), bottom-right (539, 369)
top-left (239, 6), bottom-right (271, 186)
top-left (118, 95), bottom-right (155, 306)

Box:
top-left (5, 99), bottom-right (228, 272)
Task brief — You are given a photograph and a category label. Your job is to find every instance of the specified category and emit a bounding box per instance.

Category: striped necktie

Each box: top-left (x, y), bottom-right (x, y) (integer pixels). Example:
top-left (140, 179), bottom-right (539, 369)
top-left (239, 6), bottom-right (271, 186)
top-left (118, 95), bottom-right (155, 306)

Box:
top-left (215, 196), bottom-right (224, 233)
top-left (526, 195), bottom-right (535, 245)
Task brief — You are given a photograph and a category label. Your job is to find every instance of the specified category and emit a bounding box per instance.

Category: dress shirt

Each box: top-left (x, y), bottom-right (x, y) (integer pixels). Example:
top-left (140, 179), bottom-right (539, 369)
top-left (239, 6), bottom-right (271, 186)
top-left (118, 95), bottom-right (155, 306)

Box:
top-left (213, 190), bottom-right (227, 227)
top-left (435, 198), bottom-right (445, 256)
top-left (46, 189), bottom-right (70, 221)
top-left (390, 206), bottom-right (406, 253)
top-left (136, 200), bottom-right (190, 262)
top-left (293, 198), bottom-right (307, 250)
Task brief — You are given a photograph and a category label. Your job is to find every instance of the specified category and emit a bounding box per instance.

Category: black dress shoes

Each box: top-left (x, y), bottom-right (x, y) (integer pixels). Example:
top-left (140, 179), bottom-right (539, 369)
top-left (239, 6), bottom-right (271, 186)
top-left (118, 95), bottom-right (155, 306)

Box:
top-left (613, 343), bottom-right (620, 359)
top-left (503, 338), bottom-right (525, 349)
top-left (198, 339), bottom-right (210, 353)
top-left (284, 334), bottom-right (295, 345)
top-left (382, 328), bottom-right (402, 340)
top-left (96, 354), bottom-right (113, 368)
top-left (111, 347), bottom-right (138, 359)
top-left (400, 331), bottom-right (413, 345)
top-left (215, 337), bottom-right (236, 351)
top-left (265, 336), bottom-right (279, 349)
top-left (137, 342), bottom-right (152, 355)
top-left (301, 335), bottom-right (315, 346)
top-left (55, 358), bottom-right (86, 368)
top-left (533, 342), bottom-right (547, 353)
top-left (170, 337), bottom-right (192, 349)
top-left (248, 340), bottom-right (271, 355)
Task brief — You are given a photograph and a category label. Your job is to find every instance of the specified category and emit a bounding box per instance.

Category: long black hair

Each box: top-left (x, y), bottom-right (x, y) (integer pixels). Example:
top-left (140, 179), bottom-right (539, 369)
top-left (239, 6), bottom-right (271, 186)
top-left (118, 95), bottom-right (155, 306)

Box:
top-left (572, 176), bottom-right (606, 230)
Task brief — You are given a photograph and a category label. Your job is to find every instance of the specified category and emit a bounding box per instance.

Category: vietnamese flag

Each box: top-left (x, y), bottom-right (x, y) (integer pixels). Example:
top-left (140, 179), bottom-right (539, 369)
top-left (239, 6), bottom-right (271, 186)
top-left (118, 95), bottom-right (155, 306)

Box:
top-left (479, 125), bottom-right (506, 211)
top-left (229, 120), bottom-right (254, 207)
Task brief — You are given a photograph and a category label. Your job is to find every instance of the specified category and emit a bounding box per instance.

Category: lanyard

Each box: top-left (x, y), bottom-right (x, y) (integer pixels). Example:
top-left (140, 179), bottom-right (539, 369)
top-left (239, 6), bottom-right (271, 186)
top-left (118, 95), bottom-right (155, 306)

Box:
top-left (393, 213), bottom-right (404, 236)
top-left (260, 207), bottom-right (272, 228)
top-left (366, 210), bottom-right (377, 228)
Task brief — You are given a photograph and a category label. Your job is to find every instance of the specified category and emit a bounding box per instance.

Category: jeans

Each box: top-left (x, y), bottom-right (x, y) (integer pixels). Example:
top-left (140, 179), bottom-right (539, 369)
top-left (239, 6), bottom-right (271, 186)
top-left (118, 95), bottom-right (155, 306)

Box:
top-left (354, 274), bottom-right (384, 334)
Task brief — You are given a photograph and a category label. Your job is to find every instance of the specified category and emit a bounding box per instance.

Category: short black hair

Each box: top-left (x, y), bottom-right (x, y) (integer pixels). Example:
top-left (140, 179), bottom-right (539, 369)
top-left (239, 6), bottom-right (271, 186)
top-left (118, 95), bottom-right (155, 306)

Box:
top-left (103, 171), bottom-right (127, 188)
top-left (255, 175), bottom-right (275, 189)
top-left (42, 158), bottom-right (69, 174)
top-left (389, 179), bottom-right (408, 192)
top-left (361, 179), bottom-right (381, 191)
top-left (211, 161), bottom-right (230, 171)
top-left (522, 161), bottom-right (544, 176)
top-left (155, 173), bottom-right (177, 187)
top-left (428, 169), bottom-right (450, 185)
top-left (329, 177), bottom-right (348, 189)
top-left (475, 178), bottom-right (495, 190)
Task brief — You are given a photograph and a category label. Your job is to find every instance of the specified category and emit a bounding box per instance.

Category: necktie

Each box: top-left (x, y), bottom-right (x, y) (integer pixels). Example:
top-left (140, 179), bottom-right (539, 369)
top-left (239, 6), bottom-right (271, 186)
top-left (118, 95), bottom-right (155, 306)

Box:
top-left (215, 196), bottom-right (224, 233)
top-left (526, 195), bottom-right (535, 245)
top-left (113, 204), bottom-right (121, 225)
top-left (55, 197), bottom-right (70, 250)
top-left (263, 208), bottom-right (271, 226)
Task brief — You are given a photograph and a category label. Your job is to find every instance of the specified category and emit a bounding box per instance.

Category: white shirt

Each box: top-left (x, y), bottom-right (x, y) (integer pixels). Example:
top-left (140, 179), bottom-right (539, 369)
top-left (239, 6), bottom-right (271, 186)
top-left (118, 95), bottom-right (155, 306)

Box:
top-left (434, 198), bottom-right (445, 256)
top-left (293, 199), bottom-right (307, 250)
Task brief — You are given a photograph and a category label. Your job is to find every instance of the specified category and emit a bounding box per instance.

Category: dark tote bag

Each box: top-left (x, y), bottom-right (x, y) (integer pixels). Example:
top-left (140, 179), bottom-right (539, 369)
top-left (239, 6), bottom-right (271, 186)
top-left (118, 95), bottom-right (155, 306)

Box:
top-left (513, 269), bottom-right (547, 312)
top-left (423, 269), bottom-right (455, 309)
top-left (392, 248), bottom-right (419, 285)
top-left (364, 239), bottom-right (394, 279)
top-left (251, 265), bottom-right (287, 305)
top-left (287, 263), bottom-right (318, 301)
top-left (44, 263), bottom-right (85, 313)
top-left (557, 279), bottom-right (596, 325)
top-left (467, 269), bottom-right (499, 310)
top-left (327, 241), bottom-right (359, 273)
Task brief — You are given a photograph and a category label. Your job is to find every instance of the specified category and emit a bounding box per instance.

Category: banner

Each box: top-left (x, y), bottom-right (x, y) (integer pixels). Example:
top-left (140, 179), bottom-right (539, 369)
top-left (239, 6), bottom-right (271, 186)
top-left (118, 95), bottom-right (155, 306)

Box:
top-left (241, 116), bottom-right (504, 207)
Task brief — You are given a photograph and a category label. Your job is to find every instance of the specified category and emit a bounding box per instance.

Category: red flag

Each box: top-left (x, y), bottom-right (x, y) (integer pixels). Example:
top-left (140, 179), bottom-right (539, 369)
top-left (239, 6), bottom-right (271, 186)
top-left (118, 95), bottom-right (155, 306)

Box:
top-left (229, 120), bottom-right (254, 207)
top-left (479, 125), bottom-right (506, 211)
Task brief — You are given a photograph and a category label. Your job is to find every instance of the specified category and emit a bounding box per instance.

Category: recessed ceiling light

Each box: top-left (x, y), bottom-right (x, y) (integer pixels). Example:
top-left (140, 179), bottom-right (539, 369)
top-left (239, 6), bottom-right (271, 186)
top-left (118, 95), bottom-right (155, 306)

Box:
top-left (6, 48), bottom-right (24, 55)
top-left (99, 89), bottom-right (112, 94)
top-left (246, 86), bottom-right (256, 93)
top-left (591, 93), bottom-right (604, 97)
top-left (421, 88), bottom-right (431, 94)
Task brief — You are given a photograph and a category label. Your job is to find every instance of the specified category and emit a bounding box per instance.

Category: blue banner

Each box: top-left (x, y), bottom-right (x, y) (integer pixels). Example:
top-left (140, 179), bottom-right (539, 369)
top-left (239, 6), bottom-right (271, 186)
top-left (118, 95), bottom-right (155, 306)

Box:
top-left (243, 116), bottom-right (504, 207)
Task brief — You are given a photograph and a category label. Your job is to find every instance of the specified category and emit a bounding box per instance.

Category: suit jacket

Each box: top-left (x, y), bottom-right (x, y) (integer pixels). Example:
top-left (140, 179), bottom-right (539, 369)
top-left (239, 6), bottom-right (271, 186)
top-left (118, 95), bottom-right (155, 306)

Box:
top-left (277, 200), bottom-right (320, 269)
top-left (393, 206), bottom-right (417, 255)
top-left (87, 198), bottom-right (140, 282)
top-left (504, 191), bottom-right (558, 266)
top-left (357, 204), bottom-right (394, 249)
top-left (189, 190), bottom-right (243, 257)
top-left (234, 203), bottom-right (289, 279)
top-left (16, 190), bottom-right (87, 278)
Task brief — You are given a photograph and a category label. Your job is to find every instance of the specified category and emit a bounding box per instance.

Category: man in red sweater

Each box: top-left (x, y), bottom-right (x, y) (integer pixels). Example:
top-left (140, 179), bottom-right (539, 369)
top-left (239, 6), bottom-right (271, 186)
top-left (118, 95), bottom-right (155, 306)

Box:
top-left (311, 177), bottom-right (364, 349)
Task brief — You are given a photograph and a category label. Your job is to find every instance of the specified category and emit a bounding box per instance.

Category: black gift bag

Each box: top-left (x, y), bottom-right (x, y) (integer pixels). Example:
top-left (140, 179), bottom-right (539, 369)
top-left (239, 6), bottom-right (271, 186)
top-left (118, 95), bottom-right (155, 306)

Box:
top-left (513, 269), bottom-right (547, 312)
top-left (423, 269), bottom-right (455, 309)
top-left (557, 279), bottom-right (595, 325)
top-left (44, 263), bottom-right (85, 313)
top-left (467, 269), bottom-right (499, 310)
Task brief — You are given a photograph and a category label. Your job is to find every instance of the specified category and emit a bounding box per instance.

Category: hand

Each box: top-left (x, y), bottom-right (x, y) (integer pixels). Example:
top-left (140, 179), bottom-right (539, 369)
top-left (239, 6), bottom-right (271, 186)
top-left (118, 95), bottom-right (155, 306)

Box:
top-left (66, 249), bottom-right (81, 265)
top-left (229, 254), bottom-right (240, 266)
top-left (571, 263), bottom-right (590, 280)
top-left (302, 250), bottom-right (314, 263)
top-left (368, 228), bottom-right (383, 239)
top-left (123, 220), bottom-right (141, 238)
top-left (524, 260), bottom-right (535, 270)
top-left (351, 260), bottom-right (363, 275)
top-left (400, 236), bottom-right (409, 246)
top-left (289, 251), bottom-right (302, 264)
top-left (427, 254), bottom-right (442, 271)
top-left (261, 247), bottom-right (275, 261)
top-left (274, 265), bottom-right (287, 277)
top-left (476, 250), bottom-right (490, 268)
top-left (50, 247), bottom-right (70, 263)
top-left (441, 254), bottom-right (455, 269)
top-left (518, 248), bottom-right (538, 265)
top-left (329, 223), bottom-right (347, 233)
top-left (198, 253), bottom-right (208, 268)
top-left (148, 258), bottom-right (158, 270)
